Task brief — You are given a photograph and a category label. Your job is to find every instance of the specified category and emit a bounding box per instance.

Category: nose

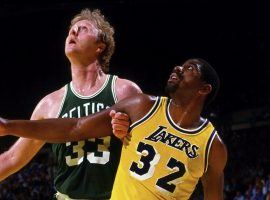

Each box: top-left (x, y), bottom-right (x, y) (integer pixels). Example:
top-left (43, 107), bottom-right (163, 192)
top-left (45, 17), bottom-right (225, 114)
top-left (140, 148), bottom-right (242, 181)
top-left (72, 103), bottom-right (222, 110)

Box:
top-left (70, 25), bottom-right (79, 36)
top-left (174, 66), bottom-right (183, 73)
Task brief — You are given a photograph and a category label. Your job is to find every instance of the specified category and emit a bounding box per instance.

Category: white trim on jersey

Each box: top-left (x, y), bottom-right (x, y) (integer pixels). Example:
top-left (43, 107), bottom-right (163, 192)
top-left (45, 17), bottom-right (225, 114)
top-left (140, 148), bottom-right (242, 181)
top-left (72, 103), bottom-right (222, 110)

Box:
top-left (166, 99), bottom-right (209, 135)
top-left (204, 130), bottom-right (217, 173)
top-left (70, 75), bottom-right (110, 99)
top-left (56, 85), bottom-right (68, 118)
top-left (130, 96), bottom-right (162, 130)
top-left (111, 75), bottom-right (118, 103)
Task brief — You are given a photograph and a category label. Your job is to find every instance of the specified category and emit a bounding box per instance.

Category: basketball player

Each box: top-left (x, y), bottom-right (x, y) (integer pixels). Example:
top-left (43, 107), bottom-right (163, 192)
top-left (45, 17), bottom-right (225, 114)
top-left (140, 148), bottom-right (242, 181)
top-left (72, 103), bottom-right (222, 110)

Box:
top-left (0, 9), bottom-right (141, 199)
top-left (0, 58), bottom-right (227, 200)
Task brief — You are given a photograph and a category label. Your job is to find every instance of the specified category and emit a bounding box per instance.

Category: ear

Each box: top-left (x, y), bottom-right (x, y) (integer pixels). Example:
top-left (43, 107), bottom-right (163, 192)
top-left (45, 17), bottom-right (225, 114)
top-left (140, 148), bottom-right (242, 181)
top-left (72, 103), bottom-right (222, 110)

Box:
top-left (96, 43), bottom-right (106, 54)
top-left (198, 84), bottom-right (212, 96)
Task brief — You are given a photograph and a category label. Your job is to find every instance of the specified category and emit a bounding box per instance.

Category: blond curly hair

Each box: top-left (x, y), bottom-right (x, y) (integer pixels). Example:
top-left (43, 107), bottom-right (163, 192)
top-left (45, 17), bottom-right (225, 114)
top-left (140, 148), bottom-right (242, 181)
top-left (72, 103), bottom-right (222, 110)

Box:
top-left (70, 9), bottom-right (115, 73)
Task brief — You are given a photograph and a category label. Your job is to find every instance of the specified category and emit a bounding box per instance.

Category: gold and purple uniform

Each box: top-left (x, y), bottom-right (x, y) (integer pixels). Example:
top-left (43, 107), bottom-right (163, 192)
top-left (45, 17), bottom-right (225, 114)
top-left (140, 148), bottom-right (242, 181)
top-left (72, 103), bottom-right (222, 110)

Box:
top-left (111, 96), bottom-right (217, 200)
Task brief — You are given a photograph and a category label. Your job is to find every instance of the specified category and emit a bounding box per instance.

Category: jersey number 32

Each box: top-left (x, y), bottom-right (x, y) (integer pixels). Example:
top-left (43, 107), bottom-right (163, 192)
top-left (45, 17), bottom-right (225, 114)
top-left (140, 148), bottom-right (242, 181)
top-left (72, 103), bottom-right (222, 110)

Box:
top-left (129, 142), bottom-right (186, 193)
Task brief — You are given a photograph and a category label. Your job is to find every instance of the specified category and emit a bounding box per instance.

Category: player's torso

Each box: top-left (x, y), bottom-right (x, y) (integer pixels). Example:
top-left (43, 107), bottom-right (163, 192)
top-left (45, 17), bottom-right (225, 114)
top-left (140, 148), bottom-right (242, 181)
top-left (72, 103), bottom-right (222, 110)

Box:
top-left (52, 75), bottom-right (122, 199)
top-left (111, 96), bottom-right (217, 200)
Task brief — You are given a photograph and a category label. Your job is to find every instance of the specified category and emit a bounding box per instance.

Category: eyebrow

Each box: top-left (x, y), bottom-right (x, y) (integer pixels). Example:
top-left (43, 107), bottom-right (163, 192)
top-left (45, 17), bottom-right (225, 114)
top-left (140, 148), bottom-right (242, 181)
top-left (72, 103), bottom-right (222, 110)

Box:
top-left (186, 62), bottom-right (202, 73)
top-left (193, 61), bottom-right (202, 67)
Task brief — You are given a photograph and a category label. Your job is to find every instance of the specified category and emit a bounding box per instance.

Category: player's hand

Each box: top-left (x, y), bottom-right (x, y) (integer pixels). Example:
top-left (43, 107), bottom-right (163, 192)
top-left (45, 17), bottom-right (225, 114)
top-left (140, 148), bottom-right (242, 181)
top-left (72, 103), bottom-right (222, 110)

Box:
top-left (121, 132), bottom-right (132, 147)
top-left (0, 117), bottom-right (8, 136)
top-left (109, 110), bottom-right (131, 145)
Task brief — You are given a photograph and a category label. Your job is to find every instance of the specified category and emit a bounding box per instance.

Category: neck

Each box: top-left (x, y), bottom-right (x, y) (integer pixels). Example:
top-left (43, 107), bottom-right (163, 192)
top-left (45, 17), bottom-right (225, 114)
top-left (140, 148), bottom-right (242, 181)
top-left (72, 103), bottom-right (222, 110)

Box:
top-left (169, 95), bottom-right (204, 129)
top-left (70, 61), bottom-right (107, 95)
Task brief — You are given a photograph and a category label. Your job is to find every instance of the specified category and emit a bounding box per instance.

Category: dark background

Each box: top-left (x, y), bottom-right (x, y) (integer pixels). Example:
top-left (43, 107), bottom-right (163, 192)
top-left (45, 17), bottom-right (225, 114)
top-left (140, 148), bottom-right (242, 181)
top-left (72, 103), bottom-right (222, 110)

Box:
top-left (0, 0), bottom-right (268, 118)
top-left (0, 0), bottom-right (269, 199)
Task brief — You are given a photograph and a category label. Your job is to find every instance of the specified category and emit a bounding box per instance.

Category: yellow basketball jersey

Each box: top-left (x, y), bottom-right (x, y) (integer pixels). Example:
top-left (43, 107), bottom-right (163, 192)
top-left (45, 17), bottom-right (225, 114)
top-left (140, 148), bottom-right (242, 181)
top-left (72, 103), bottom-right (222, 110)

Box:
top-left (111, 96), bottom-right (217, 200)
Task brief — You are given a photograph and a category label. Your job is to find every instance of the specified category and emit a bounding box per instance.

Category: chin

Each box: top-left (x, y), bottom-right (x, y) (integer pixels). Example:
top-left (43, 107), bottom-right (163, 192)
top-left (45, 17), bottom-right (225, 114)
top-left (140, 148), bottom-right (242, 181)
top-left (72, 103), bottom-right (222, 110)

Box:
top-left (65, 47), bottom-right (72, 55)
top-left (165, 83), bottom-right (178, 94)
top-left (65, 48), bottom-right (79, 57)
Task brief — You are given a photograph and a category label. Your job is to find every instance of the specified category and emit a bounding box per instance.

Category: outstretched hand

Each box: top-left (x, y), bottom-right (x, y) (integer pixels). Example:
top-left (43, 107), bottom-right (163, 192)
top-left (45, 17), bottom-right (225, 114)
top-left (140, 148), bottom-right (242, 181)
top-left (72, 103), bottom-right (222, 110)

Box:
top-left (109, 110), bottom-right (131, 146)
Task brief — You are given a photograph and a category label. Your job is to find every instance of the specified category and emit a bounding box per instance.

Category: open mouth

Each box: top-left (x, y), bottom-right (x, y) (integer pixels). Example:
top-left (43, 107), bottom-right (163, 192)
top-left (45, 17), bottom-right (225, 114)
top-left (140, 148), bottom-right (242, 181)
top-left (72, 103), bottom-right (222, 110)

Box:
top-left (69, 39), bottom-right (76, 44)
top-left (168, 72), bottom-right (183, 84)
top-left (171, 74), bottom-right (178, 80)
top-left (169, 73), bottom-right (180, 80)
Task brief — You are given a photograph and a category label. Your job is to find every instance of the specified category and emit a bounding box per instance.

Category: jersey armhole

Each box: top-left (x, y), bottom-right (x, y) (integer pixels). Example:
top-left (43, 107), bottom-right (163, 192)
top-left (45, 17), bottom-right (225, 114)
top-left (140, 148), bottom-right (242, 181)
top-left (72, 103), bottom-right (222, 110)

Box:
top-left (204, 130), bottom-right (217, 173)
top-left (56, 85), bottom-right (68, 118)
top-left (129, 96), bottom-right (162, 131)
top-left (111, 75), bottom-right (118, 103)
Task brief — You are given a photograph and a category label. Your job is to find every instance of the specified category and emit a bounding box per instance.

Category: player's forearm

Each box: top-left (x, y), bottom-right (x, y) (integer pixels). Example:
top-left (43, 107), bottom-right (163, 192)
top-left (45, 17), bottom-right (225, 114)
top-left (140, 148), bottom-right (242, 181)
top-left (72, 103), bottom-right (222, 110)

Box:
top-left (0, 138), bottom-right (45, 182)
top-left (0, 150), bottom-right (26, 181)
top-left (4, 118), bottom-right (80, 143)
top-left (0, 152), bottom-right (15, 181)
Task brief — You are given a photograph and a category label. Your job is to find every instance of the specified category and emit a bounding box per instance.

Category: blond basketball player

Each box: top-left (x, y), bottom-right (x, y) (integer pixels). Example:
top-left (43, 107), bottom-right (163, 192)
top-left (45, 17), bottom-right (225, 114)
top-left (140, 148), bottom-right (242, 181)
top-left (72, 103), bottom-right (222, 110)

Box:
top-left (0, 58), bottom-right (227, 200)
top-left (0, 8), bottom-right (141, 199)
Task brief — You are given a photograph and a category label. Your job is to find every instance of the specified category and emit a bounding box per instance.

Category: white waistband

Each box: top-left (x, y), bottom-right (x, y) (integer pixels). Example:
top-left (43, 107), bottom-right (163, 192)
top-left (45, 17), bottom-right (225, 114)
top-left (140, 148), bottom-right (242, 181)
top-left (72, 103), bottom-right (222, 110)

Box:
top-left (55, 191), bottom-right (88, 200)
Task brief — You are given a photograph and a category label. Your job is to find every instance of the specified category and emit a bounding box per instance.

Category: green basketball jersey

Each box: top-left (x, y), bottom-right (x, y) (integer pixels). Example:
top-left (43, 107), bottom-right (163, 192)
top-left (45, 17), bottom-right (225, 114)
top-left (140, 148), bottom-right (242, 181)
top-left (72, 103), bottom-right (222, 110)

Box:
top-left (52, 75), bottom-right (122, 199)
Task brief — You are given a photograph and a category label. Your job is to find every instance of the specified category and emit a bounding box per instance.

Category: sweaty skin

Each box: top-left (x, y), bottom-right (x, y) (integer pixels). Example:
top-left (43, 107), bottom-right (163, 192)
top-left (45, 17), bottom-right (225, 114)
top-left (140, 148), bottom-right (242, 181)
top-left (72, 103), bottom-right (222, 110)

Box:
top-left (0, 58), bottom-right (227, 200)
top-left (0, 94), bottom-right (227, 200)
top-left (0, 17), bottom-right (142, 183)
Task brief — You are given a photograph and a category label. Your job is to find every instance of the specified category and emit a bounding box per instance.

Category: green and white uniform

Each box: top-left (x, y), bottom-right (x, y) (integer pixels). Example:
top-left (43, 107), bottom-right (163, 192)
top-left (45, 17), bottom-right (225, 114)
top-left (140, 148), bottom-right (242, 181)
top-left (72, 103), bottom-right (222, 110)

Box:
top-left (52, 75), bottom-right (122, 199)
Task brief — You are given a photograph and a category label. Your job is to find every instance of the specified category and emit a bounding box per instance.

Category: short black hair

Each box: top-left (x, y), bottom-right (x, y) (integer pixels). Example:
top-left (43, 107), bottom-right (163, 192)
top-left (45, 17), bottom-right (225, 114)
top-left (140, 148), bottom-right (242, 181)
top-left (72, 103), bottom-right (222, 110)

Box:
top-left (193, 58), bottom-right (220, 108)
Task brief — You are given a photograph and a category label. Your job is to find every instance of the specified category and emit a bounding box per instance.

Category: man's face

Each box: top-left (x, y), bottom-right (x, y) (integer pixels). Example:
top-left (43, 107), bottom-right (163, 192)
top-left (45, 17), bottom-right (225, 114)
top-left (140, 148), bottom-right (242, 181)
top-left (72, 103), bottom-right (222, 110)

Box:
top-left (165, 59), bottom-right (203, 94)
top-left (65, 20), bottom-right (102, 60)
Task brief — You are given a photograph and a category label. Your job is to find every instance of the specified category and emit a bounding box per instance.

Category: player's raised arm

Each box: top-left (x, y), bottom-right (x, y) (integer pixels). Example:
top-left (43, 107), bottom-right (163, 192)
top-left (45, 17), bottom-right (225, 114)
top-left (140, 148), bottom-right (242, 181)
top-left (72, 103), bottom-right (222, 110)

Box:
top-left (0, 94), bottom-right (152, 143)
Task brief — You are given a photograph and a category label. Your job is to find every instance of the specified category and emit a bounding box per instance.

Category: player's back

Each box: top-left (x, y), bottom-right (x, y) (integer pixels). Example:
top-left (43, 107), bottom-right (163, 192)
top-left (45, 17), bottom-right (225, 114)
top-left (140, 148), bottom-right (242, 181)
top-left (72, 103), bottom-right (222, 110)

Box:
top-left (111, 96), bottom-right (217, 200)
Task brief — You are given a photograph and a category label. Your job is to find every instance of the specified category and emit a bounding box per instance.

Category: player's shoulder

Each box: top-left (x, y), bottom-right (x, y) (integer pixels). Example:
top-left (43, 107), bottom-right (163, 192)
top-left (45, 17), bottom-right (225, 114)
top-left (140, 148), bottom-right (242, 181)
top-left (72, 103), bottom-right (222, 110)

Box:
top-left (115, 93), bottom-right (158, 124)
top-left (133, 93), bottom-right (157, 104)
top-left (119, 93), bottom-right (156, 105)
top-left (31, 85), bottom-right (67, 119)
top-left (114, 76), bottom-right (142, 101)
top-left (39, 85), bottom-right (66, 106)
top-left (116, 93), bottom-right (157, 114)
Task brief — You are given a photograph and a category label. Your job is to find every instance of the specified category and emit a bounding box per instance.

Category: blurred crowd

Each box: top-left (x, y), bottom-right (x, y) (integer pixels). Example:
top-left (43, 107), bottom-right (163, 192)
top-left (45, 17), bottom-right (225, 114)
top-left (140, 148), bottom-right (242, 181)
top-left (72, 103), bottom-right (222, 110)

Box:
top-left (223, 126), bottom-right (270, 200)
top-left (0, 148), bottom-right (55, 200)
